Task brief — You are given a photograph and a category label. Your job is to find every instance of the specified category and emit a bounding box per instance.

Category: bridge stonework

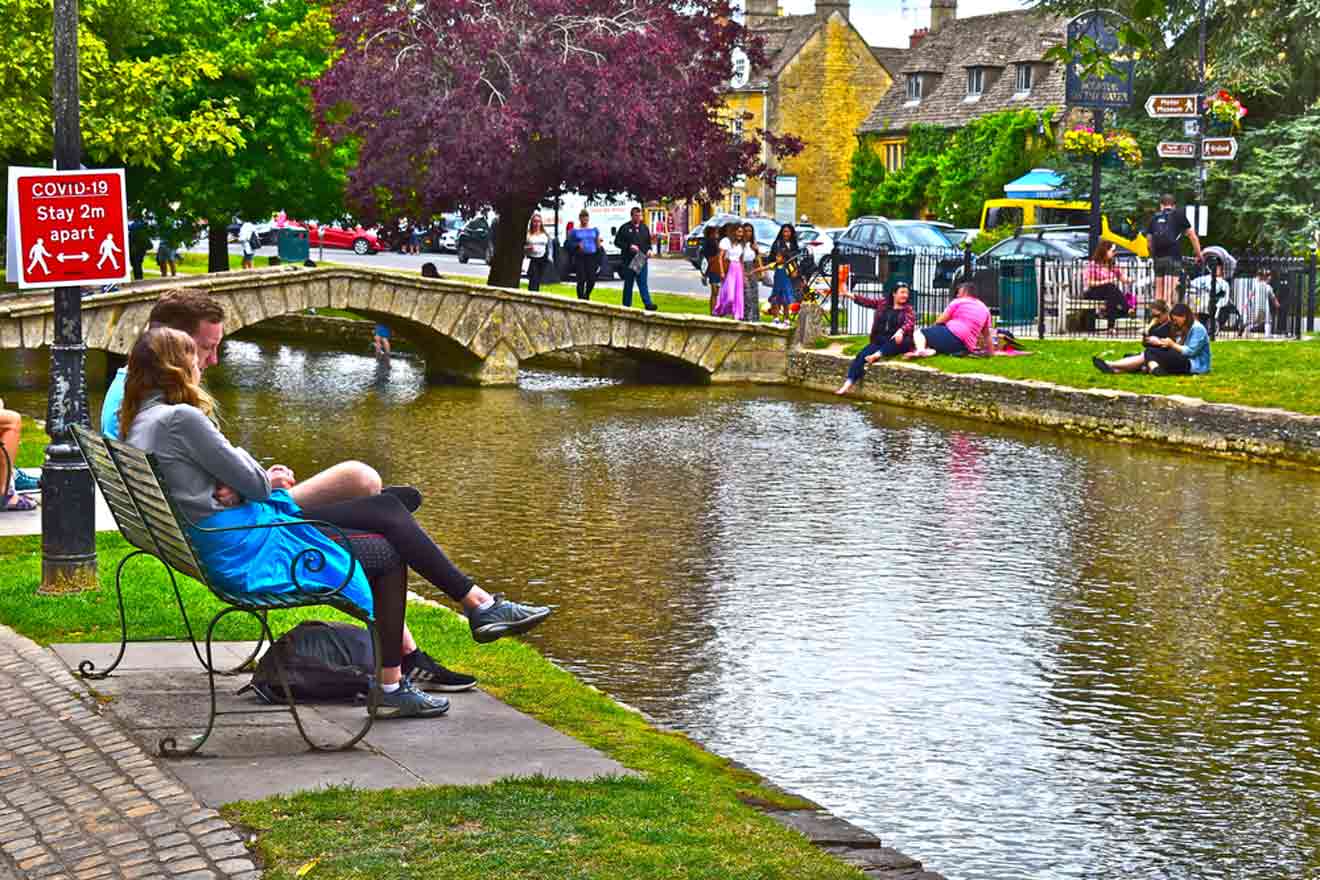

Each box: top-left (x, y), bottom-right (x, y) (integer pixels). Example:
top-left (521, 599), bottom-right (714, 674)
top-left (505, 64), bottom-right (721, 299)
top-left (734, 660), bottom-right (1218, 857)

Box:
top-left (0, 267), bottom-right (790, 385)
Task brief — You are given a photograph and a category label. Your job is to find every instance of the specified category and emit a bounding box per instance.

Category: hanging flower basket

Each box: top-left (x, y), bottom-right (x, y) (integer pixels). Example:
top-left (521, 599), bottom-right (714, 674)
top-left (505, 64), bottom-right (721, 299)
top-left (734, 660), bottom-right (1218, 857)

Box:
top-left (1103, 131), bottom-right (1142, 167)
top-left (1062, 125), bottom-right (1107, 157)
top-left (1206, 90), bottom-right (1246, 133)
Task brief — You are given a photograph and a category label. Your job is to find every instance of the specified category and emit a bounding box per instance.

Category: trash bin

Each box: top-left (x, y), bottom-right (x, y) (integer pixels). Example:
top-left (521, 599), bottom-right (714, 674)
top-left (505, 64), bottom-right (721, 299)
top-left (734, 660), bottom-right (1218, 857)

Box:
top-left (997, 256), bottom-right (1038, 326)
top-left (277, 227), bottom-right (310, 263)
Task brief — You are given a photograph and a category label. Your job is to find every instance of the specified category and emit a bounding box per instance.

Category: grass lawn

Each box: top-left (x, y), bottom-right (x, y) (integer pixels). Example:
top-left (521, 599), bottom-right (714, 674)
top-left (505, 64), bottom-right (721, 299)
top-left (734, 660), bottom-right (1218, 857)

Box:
top-left (0, 523), bottom-right (860, 879)
top-left (832, 336), bottom-right (1320, 415)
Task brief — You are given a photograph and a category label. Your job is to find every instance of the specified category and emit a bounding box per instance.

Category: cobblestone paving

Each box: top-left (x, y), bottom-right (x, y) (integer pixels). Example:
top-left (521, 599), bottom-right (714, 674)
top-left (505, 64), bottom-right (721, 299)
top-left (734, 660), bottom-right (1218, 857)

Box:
top-left (0, 625), bottom-right (260, 880)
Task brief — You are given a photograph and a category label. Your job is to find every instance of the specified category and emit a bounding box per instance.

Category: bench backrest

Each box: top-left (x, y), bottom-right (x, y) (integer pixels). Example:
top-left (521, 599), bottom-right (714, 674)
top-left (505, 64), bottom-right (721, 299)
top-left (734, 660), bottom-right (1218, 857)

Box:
top-left (71, 424), bottom-right (208, 583)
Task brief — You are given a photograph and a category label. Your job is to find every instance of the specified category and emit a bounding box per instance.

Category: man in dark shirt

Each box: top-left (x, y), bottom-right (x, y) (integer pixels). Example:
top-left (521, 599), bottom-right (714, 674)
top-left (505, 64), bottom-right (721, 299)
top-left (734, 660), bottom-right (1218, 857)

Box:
top-left (615, 207), bottom-right (657, 311)
top-left (1144, 193), bottom-right (1203, 303)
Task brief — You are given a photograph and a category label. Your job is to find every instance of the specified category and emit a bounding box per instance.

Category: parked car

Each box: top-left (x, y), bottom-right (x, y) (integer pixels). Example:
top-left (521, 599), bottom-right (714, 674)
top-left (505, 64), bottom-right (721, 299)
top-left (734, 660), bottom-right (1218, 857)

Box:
top-left (456, 217), bottom-right (495, 263)
top-left (684, 214), bottom-right (743, 269)
top-left (303, 222), bottom-right (383, 255)
top-left (944, 228), bottom-right (979, 247)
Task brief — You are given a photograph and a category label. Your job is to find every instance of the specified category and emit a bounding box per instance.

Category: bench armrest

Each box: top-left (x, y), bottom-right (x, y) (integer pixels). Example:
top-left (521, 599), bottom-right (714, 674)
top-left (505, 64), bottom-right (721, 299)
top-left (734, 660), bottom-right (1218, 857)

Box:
top-left (190, 518), bottom-right (364, 601)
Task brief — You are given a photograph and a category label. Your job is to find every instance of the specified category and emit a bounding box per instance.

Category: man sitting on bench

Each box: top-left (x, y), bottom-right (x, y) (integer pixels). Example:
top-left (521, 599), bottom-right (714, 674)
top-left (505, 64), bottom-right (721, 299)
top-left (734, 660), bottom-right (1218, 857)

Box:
top-left (100, 289), bottom-right (481, 693)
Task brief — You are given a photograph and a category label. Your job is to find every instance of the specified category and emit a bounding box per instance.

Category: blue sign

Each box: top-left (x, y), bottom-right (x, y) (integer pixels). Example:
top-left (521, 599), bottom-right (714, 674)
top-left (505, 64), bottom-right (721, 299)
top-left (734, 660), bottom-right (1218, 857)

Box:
top-left (1065, 11), bottom-right (1135, 109)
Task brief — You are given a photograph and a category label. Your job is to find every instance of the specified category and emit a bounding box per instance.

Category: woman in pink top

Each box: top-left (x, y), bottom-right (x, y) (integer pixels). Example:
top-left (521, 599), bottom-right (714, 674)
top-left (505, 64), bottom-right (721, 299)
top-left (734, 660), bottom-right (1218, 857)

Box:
top-left (907, 282), bottom-right (992, 358)
top-left (1082, 240), bottom-right (1131, 334)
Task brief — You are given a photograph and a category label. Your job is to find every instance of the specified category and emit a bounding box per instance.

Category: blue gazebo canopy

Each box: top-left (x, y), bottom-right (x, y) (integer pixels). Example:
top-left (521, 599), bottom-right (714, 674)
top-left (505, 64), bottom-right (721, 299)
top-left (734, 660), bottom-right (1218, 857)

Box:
top-left (1003, 169), bottom-right (1066, 199)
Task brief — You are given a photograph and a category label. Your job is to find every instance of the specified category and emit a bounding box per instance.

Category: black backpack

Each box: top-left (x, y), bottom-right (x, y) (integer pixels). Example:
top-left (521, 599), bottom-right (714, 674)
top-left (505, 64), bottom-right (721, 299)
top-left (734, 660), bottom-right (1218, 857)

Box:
top-left (1148, 210), bottom-right (1180, 252)
top-left (238, 620), bottom-right (375, 704)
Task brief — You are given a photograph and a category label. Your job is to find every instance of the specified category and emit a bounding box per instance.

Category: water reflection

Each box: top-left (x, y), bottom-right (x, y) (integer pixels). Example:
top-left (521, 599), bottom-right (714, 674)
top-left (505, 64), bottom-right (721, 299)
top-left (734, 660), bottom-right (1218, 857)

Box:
top-left (7, 339), bottom-right (1319, 879)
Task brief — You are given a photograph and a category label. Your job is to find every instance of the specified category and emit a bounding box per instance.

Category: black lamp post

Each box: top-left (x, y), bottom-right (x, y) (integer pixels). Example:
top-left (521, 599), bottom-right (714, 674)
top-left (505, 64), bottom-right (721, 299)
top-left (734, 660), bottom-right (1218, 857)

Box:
top-left (41, 0), bottom-right (98, 593)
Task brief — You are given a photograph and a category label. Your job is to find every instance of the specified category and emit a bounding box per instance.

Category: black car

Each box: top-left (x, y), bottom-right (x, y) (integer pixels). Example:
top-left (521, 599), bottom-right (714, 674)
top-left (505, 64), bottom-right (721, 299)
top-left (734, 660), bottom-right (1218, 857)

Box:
top-left (456, 218), bottom-right (495, 264)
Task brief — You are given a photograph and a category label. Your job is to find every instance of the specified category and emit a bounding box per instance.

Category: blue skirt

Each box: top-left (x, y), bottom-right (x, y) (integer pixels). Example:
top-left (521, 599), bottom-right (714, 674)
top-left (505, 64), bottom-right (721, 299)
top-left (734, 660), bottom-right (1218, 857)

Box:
top-left (770, 268), bottom-right (796, 305)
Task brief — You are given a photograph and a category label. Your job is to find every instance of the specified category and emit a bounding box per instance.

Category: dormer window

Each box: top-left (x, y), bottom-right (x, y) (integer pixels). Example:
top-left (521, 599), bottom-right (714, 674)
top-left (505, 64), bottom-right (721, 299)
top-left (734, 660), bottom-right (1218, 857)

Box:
top-left (966, 67), bottom-right (985, 99)
top-left (905, 73), bottom-right (923, 102)
top-left (1015, 63), bottom-right (1033, 94)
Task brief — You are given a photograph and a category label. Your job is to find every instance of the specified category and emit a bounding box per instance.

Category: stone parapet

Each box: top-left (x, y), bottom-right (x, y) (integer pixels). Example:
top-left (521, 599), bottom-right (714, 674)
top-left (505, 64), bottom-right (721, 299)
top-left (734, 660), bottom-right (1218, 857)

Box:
top-left (788, 349), bottom-right (1320, 469)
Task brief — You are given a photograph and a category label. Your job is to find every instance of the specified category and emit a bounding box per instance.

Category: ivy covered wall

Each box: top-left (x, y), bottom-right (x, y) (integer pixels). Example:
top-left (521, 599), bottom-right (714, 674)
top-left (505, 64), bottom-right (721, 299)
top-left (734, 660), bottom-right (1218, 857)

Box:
top-left (848, 109), bottom-right (1060, 227)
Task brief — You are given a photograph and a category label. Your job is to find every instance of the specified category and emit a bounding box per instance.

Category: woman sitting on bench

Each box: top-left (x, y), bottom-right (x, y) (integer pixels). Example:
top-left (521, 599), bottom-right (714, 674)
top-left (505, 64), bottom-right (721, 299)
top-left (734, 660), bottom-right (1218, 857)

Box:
top-left (119, 327), bottom-right (553, 719)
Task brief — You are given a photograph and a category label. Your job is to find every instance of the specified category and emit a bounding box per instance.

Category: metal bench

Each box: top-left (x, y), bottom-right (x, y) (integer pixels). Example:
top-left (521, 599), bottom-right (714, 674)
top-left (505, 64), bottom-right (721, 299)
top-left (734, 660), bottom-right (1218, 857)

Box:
top-left (70, 424), bottom-right (381, 757)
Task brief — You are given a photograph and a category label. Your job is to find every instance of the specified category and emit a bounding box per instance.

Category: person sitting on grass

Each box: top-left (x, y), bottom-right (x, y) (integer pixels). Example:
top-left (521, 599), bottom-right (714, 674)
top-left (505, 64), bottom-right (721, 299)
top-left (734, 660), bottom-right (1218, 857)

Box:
top-left (1, 402), bottom-right (39, 511)
top-left (120, 327), bottom-right (553, 717)
top-left (905, 282), bottom-right (993, 359)
top-left (1092, 303), bottom-right (1210, 376)
top-left (835, 283), bottom-right (916, 395)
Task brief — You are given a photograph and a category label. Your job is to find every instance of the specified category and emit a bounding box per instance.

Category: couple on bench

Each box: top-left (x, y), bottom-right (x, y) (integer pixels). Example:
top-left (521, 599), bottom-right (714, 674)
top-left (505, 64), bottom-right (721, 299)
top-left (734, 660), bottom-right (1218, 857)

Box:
top-left (101, 291), bottom-right (552, 719)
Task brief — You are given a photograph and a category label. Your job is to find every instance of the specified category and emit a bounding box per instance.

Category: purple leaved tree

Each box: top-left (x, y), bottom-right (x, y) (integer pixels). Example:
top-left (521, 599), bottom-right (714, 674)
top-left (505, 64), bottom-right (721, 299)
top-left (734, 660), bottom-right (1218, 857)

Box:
top-left (315, 0), bottom-right (801, 288)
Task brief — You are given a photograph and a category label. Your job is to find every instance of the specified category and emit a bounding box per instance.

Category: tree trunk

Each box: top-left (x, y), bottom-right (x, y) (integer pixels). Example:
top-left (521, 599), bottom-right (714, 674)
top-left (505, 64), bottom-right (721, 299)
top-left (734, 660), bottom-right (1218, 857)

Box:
top-left (486, 195), bottom-right (535, 289)
top-left (208, 219), bottom-right (230, 273)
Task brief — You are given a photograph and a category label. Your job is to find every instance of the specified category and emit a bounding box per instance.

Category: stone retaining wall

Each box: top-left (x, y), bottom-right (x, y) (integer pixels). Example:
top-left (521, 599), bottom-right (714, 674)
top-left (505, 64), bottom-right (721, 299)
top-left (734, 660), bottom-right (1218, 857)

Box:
top-left (788, 349), bottom-right (1320, 469)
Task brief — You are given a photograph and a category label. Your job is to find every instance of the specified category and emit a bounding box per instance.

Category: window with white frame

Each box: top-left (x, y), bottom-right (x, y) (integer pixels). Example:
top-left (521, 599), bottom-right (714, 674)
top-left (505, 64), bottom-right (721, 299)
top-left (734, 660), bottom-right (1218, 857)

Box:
top-left (732, 192), bottom-right (743, 215)
top-left (1015, 63), bottom-right (1033, 94)
top-left (966, 67), bottom-right (984, 98)
top-left (905, 74), bottom-right (922, 102)
top-left (730, 115), bottom-right (744, 139)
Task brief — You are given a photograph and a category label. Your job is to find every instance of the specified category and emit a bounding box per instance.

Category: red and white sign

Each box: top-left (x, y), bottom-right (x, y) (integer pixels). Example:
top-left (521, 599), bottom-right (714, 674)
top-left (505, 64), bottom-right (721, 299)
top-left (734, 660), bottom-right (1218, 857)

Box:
top-left (1157, 141), bottom-right (1198, 159)
top-left (6, 167), bottom-right (130, 289)
top-left (1202, 137), bottom-right (1239, 160)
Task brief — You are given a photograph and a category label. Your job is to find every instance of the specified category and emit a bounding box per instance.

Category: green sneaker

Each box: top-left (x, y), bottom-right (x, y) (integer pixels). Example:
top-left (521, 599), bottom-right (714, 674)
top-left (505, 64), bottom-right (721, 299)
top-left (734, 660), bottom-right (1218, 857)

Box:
top-left (14, 470), bottom-right (40, 493)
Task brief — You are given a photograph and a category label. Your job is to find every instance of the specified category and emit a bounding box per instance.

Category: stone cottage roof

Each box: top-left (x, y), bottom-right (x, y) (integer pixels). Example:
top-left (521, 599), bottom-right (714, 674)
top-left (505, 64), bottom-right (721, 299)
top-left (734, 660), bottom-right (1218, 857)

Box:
top-left (741, 14), bottom-right (821, 90)
top-left (859, 9), bottom-right (1067, 135)
top-left (870, 46), bottom-right (909, 79)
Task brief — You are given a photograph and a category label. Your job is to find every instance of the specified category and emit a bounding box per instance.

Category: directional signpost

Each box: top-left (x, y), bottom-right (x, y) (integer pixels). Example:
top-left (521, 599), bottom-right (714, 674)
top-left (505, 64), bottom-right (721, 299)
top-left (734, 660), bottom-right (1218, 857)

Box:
top-left (1145, 94), bottom-right (1200, 117)
top-left (1157, 141), bottom-right (1198, 159)
top-left (7, 168), bottom-right (129, 290)
top-left (1202, 137), bottom-right (1238, 160)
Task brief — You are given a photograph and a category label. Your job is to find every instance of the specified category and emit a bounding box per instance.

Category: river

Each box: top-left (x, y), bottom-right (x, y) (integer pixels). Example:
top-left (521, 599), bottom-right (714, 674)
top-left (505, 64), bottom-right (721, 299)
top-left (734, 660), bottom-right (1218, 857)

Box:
top-left (9, 339), bottom-right (1319, 879)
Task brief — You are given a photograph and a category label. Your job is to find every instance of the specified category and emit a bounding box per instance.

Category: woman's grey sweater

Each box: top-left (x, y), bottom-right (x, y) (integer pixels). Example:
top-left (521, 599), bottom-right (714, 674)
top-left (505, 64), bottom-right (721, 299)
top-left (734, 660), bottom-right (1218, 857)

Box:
top-left (124, 398), bottom-right (271, 525)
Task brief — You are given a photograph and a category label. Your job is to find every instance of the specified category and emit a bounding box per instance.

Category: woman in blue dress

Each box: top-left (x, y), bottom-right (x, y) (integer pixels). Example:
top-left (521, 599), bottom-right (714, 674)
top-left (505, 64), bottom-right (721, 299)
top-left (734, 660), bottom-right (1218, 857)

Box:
top-left (767, 224), bottom-right (799, 326)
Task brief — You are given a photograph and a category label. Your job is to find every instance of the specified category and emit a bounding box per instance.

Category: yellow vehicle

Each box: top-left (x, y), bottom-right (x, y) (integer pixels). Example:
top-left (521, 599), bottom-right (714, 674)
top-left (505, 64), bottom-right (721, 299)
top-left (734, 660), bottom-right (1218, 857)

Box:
top-left (979, 198), bottom-right (1148, 257)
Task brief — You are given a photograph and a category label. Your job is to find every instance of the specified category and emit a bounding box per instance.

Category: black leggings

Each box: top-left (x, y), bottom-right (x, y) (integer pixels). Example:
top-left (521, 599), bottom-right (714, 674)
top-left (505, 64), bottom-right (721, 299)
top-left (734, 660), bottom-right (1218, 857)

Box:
top-left (528, 257), bottom-right (548, 292)
top-left (304, 494), bottom-right (474, 667)
top-left (1143, 346), bottom-right (1192, 374)
top-left (1084, 283), bottom-right (1128, 330)
top-left (574, 253), bottom-right (598, 300)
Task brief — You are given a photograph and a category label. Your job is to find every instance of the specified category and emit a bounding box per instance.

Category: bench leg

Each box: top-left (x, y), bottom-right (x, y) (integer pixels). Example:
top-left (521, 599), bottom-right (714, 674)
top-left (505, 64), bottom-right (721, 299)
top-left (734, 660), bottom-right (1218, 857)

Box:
top-left (77, 550), bottom-right (141, 679)
top-left (272, 617), bottom-right (380, 752)
top-left (158, 609), bottom-right (379, 758)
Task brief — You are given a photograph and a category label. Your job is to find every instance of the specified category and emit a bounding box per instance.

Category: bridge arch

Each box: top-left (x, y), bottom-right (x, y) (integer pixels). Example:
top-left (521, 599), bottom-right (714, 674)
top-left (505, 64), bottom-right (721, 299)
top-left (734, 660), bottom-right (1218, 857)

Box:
top-left (0, 267), bottom-right (790, 386)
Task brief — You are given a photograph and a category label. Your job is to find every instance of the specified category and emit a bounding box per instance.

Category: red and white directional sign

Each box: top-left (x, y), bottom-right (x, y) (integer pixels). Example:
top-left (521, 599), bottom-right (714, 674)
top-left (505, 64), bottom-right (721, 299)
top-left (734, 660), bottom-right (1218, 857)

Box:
top-left (1202, 137), bottom-right (1239, 160)
top-left (1157, 141), bottom-right (1198, 159)
top-left (1145, 94), bottom-right (1199, 117)
top-left (6, 167), bottom-right (130, 289)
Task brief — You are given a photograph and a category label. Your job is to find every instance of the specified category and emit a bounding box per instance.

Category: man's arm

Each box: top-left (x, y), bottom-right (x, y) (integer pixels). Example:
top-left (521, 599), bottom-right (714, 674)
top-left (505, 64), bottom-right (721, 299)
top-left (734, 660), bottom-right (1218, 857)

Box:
top-left (1186, 227), bottom-right (1203, 260)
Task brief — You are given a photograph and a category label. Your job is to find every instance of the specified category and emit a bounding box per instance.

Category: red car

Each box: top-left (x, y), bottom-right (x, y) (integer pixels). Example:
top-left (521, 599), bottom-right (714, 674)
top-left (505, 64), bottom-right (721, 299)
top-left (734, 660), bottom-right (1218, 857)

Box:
top-left (285, 220), bottom-right (383, 255)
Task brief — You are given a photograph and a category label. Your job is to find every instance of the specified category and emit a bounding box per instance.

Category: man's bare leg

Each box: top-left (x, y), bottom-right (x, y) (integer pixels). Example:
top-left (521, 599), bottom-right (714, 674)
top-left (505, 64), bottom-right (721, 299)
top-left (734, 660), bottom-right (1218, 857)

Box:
top-left (289, 460), bottom-right (382, 508)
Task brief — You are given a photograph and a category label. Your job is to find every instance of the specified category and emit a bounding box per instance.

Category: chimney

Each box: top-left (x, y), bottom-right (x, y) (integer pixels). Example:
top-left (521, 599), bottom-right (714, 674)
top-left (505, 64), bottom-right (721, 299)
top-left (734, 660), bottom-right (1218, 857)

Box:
top-left (930, 0), bottom-right (956, 33)
top-left (744, 0), bottom-right (776, 29)
top-left (909, 27), bottom-right (929, 48)
top-left (816, 0), bottom-right (849, 22)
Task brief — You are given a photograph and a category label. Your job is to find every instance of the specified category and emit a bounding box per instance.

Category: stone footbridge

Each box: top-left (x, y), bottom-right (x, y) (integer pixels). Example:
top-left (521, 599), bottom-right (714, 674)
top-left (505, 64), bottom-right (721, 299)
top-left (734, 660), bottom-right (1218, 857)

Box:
top-left (0, 267), bottom-right (789, 384)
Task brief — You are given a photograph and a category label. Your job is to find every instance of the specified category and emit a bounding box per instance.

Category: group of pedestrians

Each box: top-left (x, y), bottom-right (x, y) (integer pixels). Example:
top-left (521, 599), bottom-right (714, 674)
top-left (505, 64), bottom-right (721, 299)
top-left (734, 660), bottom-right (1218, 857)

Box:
top-left (704, 221), bottom-right (802, 324)
top-left (550, 207), bottom-right (657, 310)
top-left (100, 290), bottom-right (554, 719)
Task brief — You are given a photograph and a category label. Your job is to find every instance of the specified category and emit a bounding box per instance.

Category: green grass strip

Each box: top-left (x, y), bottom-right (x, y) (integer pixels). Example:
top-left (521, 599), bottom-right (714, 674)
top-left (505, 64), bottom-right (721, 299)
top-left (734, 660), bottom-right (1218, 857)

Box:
top-left (833, 336), bottom-right (1320, 415)
top-left (0, 530), bottom-right (858, 879)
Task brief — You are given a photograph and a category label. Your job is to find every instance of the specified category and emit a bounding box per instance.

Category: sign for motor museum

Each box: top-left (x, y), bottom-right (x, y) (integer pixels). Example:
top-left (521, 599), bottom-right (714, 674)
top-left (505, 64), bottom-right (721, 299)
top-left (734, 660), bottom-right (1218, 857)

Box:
top-left (7, 167), bottom-right (130, 289)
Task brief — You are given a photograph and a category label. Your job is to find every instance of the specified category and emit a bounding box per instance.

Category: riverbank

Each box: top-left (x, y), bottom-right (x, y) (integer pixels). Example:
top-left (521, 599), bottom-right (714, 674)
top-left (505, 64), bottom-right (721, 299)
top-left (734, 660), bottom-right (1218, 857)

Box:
top-left (834, 336), bottom-right (1320, 415)
top-left (791, 347), bottom-right (1320, 469)
top-left (0, 498), bottom-right (936, 878)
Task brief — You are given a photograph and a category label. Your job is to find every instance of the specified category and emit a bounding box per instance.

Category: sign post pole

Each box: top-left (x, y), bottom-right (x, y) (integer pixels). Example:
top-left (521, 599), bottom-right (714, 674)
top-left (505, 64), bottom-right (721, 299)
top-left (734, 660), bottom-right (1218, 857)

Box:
top-left (1089, 108), bottom-right (1104, 254)
top-left (42, 0), bottom-right (98, 593)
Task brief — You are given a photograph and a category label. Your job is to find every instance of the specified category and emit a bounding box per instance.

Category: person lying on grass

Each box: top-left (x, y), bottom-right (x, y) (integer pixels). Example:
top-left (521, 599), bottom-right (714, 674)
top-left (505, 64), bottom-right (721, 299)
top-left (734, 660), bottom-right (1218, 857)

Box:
top-left (1092, 302), bottom-right (1211, 376)
top-left (119, 327), bottom-right (553, 719)
top-left (905, 282), bottom-right (993, 359)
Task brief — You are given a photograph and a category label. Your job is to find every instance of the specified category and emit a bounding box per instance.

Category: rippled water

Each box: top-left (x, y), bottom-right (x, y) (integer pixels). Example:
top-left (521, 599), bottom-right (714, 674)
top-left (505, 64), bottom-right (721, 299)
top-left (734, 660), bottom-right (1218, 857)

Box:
top-left (12, 340), bottom-right (1320, 878)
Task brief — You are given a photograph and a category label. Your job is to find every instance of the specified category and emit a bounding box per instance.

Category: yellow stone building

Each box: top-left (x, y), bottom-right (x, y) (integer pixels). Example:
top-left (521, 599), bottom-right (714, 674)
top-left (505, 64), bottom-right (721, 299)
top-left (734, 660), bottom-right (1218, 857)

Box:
top-left (696, 0), bottom-right (900, 230)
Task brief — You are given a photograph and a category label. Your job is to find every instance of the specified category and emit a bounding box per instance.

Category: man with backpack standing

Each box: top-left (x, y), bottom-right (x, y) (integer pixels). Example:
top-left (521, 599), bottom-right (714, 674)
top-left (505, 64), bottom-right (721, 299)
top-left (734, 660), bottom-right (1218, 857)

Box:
top-left (239, 218), bottom-right (260, 270)
top-left (1145, 194), bottom-right (1203, 304)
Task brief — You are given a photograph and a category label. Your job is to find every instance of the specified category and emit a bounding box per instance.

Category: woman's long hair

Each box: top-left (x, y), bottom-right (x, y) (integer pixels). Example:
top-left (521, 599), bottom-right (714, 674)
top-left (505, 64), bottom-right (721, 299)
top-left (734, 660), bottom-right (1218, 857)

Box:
top-left (1169, 302), bottom-right (1195, 345)
top-left (119, 326), bottom-right (216, 439)
top-left (1091, 240), bottom-right (1116, 264)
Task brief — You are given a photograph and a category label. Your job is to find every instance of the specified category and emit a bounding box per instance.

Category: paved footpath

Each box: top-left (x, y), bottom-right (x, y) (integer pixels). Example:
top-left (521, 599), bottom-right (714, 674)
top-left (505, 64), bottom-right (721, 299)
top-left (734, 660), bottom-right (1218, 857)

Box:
top-left (0, 625), bottom-right (258, 880)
